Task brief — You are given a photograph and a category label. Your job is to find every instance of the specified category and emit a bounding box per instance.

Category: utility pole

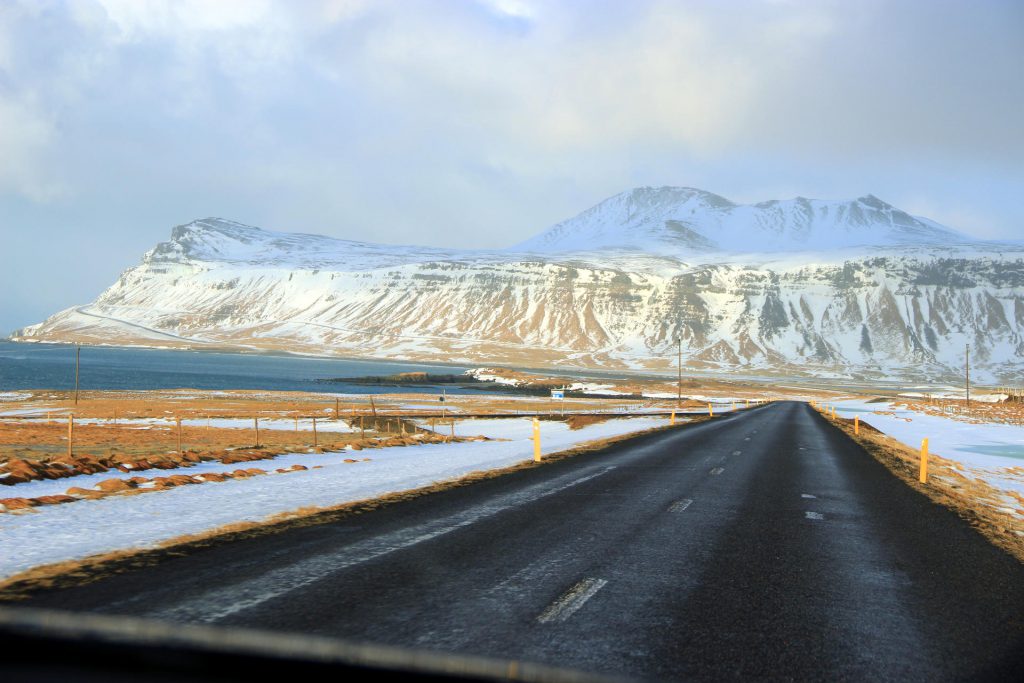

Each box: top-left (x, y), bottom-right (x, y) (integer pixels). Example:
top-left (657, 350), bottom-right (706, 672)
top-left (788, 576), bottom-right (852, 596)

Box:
top-left (73, 344), bottom-right (80, 405)
top-left (677, 336), bottom-right (682, 408)
top-left (965, 343), bottom-right (971, 410)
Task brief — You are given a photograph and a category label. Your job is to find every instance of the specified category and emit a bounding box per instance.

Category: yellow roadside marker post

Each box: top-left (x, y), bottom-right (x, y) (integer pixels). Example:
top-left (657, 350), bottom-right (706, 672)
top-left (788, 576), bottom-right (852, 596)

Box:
top-left (176, 417), bottom-right (183, 456)
top-left (532, 417), bottom-right (541, 462)
top-left (831, 406), bottom-right (836, 419)
top-left (708, 403), bottom-right (714, 417)
top-left (670, 410), bottom-right (676, 426)
top-left (854, 415), bottom-right (860, 435)
top-left (67, 414), bottom-right (74, 458)
top-left (254, 417), bottom-right (260, 448)
top-left (312, 416), bottom-right (318, 447)
top-left (919, 438), bottom-right (929, 483)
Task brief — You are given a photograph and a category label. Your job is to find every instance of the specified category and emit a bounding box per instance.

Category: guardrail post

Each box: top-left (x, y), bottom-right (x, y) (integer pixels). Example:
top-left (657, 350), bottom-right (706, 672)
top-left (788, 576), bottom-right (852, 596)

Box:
top-left (919, 438), bottom-right (929, 483)
top-left (532, 417), bottom-right (541, 462)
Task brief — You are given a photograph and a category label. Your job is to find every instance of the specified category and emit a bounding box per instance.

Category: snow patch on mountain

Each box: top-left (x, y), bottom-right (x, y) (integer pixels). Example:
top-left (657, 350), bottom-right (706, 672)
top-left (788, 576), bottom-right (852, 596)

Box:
top-left (511, 186), bottom-right (972, 255)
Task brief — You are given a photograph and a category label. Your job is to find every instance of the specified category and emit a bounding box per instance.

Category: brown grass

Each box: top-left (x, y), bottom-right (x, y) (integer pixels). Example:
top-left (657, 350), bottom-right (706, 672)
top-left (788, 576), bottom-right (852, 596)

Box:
top-left (563, 414), bottom-right (615, 430)
top-left (895, 398), bottom-right (1024, 427)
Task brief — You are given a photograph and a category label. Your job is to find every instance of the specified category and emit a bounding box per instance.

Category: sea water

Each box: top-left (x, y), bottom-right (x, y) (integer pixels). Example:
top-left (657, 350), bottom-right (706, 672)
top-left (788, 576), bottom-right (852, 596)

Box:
top-left (0, 341), bottom-right (473, 394)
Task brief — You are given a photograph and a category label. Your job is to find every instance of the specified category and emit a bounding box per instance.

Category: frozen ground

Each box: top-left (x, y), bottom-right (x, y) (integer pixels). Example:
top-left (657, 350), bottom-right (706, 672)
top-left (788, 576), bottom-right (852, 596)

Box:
top-left (0, 417), bottom-right (667, 579)
top-left (834, 399), bottom-right (1024, 495)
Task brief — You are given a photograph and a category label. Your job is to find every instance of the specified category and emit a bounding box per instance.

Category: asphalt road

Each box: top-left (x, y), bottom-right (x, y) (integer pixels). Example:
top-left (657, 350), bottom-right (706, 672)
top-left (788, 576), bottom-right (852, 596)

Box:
top-left (18, 402), bottom-right (1024, 680)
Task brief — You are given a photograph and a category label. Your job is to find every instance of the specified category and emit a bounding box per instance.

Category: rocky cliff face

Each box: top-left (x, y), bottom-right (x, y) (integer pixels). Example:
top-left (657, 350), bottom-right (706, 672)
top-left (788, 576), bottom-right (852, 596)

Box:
top-left (14, 189), bottom-right (1024, 382)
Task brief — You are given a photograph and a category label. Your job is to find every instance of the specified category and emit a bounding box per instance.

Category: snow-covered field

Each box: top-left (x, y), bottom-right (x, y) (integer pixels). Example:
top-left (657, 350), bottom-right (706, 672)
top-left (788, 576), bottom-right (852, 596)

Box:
top-left (834, 399), bottom-right (1024, 495)
top-left (0, 416), bottom-right (667, 579)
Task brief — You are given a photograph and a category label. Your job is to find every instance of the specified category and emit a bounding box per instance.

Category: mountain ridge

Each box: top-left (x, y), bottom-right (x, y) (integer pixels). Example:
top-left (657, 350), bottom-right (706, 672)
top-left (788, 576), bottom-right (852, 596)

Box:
top-left (12, 187), bottom-right (1024, 382)
top-left (511, 186), bottom-right (972, 255)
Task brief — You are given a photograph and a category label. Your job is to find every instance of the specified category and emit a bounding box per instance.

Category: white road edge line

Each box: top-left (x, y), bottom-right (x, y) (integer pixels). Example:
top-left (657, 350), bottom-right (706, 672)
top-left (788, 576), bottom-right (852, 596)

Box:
top-left (668, 498), bottom-right (693, 513)
top-left (536, 578), bottom-right (608, 624)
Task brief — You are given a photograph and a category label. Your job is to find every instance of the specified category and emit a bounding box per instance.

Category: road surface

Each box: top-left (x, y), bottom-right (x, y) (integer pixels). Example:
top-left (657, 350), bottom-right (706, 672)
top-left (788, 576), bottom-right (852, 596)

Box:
top-left (15, 402), bottom-right (1024, 680)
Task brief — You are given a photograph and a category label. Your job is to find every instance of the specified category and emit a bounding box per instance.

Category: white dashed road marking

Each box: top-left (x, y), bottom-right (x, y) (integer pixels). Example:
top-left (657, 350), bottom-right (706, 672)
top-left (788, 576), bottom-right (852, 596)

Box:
top-left (731, 450), bottom-right (742, 455)
top-left (537, 578), bottom-right (608, 623)
top-left (805, 511), bottom-right (824, 520)
top-left (710, 467), bottom-right (725, 475)
top-left (801, 493), bottom-right (817, 499)
top-left (668, 499), bottom-right (693, 513)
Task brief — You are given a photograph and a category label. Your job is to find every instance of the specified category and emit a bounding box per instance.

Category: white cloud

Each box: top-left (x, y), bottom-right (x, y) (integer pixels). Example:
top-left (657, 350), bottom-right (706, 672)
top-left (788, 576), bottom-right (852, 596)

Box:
top-left (0, 97), bottom-right (64, 202)
top-left (92, 0), bottom-right (273, 38)
top-left (477, 0), bottom-right (538, 20)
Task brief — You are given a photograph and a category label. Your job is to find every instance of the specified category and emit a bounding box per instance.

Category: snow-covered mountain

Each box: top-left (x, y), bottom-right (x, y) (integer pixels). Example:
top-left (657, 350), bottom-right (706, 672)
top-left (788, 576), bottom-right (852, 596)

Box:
top-left (14, 188), bottom-right (1024, 382)
top-left (512, 187), bottom-right (968, 254)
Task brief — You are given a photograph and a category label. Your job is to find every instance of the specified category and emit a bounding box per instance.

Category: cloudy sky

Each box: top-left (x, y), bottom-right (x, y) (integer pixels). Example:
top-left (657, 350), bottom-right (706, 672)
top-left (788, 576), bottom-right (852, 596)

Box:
top-left (1, 0), bottom-right (1022, 333)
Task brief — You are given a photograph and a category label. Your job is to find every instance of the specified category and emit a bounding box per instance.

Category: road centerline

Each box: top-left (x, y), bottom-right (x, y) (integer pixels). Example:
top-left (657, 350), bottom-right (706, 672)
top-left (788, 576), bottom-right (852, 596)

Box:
top-left (668, 499), bottom-right (693, 513)
top-left (536, 578), bottom-right (608, 624)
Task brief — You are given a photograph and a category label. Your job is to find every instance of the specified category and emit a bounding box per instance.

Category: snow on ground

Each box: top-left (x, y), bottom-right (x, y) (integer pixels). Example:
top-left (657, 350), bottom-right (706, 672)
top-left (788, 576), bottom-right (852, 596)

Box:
top-left (0, 416), bottom-right (667, 579)
top-left (466, 368), bottom-right (521, 386)
top-left (897, 391), bottom-right (1008, 403)
top-left (0, 392), bottom-right (31, 402)
top-left (834, 399), bottom-right (1024, 495)
top-left (179, 417), bottom-right (355, 432)
top-left (0, 407), bottom-right (59, 417)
